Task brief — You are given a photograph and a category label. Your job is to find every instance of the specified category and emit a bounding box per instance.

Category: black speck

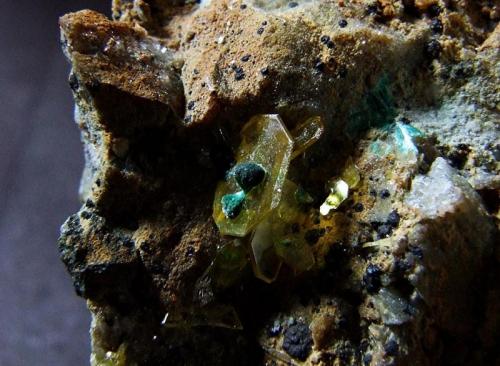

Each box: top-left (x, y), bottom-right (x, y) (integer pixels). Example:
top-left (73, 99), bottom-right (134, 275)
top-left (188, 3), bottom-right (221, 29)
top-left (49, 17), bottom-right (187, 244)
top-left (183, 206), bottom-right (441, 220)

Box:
top-left (184, 115), bottom-right (192, 123)
top-left (69, 73), bottom-right (79, 92)
top-left (262, 20), bottom-right (268, 26)
top-left (241, 54), bottom-right (251, 62)
top-left (282, 322), bottom-right (313, 361)
top-left (85, 199), bottom-right (95, 208)
top-left (122, 238), bottom-right (135, 248)
top-left (380, 189), bottom-right (391, 199)
top-left (187, 101), bottom-right (195, 110)
top-left (427, 4), bottom-right (442, 17)
top-left (366, 4), bottom-right (378, 15)
top-left (260, 66), bottom-right (269, 76)
top-left (353, 202), bottom-right (364, 212)
top-left (430, 18), bottom-right (443, 34)
top-left (186, 246), bottom-right (195, 257)
top-left (425, 39), bottom-right (442, 59)
top-left (320, 35), bottom-right (330, 44)
top-left (240, 4), bottom-right (247, 9)
top-left (386, 210), bottom-right (400, 227)
top-left (95, 179), bottom-right (101, 187)
top-left (376, 224), bottom-right (392, 239)
top-left (326, 40), bottom-right (335, 49)
top-left (314, 59), bottom-right (325, 72)
top-left (339, 19), bottom-right (348, 28)
top-left (400, 116), bottom-right (411, 124)
top-left (257, 27), bottom-right (264, 35)
top-left (337, 316), bottom-right (348, 329)
top-left (193, 68), bottom-right (199, 75)
top-left (369, 189), bottom-right (377, 197)
top-left (234, 67), bottom-right (245, 80)
top-left (409, 245), bottom-right (423, 260)
top-left (363, 264), bottom-right (382, 294)
top-left (288, 1), bottom-right (299, 8)
top-left (81, 211), bottom-right (92, 220)
top-left (384, 339), bottom-right (399, 356)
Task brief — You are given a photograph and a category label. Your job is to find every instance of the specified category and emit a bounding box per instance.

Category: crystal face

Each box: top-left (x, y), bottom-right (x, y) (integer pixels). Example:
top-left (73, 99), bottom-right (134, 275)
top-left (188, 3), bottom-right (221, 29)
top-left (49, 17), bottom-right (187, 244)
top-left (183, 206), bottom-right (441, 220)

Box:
top-left (213, 114), bottom-right (294, 237)
top-left (290, 116), bottom-right (325, 160)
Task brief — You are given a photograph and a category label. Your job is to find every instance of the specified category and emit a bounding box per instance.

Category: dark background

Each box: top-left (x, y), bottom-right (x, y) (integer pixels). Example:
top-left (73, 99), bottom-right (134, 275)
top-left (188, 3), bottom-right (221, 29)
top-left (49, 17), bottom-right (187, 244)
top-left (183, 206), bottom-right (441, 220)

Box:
top-left (0, 1), bottom-right (109, 365)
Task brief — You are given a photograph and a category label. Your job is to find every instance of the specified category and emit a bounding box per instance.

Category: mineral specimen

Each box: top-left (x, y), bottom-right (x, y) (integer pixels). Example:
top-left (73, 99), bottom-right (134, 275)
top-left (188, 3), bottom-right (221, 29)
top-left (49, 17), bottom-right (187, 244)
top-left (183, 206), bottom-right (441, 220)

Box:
top-left (213, 114), bottom-right (293, 237)
top-left (59, 1), bottom-right (499, 365)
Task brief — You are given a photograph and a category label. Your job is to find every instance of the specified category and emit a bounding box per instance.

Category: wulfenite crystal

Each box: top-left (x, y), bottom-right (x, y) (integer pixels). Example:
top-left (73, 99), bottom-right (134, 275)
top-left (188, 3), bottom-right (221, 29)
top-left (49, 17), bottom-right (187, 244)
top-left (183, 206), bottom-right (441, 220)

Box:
top-left (213, 115), bottom-right (294, 237)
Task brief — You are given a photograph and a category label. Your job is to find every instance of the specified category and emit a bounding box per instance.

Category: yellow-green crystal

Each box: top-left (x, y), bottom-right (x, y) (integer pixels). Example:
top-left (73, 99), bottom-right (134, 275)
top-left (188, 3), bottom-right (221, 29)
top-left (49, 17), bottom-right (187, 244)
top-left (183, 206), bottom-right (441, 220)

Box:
top-left (340, 158), bottom-right (361, 189)
top-left (213, 114), bottom-right (293, 237)
top-left (320, 179), bottom-right (349, 215)
top-left (290, 116), bottom-right (325, 160)
top-left (271, 180), bottom-right (315, 273)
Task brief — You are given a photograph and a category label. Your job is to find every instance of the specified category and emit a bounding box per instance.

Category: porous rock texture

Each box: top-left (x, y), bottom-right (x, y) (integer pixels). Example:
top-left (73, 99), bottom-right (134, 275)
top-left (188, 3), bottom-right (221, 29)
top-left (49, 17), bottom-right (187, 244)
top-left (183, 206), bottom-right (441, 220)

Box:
top-left (58, 1), bottom-right (499, 365)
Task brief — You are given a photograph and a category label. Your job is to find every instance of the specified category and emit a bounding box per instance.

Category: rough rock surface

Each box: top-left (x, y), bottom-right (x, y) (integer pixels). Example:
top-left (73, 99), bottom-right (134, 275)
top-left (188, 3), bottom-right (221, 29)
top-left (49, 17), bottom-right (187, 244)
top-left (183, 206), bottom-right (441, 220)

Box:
top-left (59, 1), bottom-right (499, 365)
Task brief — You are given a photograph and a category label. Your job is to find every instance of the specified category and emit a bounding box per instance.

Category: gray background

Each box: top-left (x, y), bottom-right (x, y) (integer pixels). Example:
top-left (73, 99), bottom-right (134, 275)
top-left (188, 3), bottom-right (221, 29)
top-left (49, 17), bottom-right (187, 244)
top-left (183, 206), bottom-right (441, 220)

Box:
top-left (0, 1), bottom-right (109, 365)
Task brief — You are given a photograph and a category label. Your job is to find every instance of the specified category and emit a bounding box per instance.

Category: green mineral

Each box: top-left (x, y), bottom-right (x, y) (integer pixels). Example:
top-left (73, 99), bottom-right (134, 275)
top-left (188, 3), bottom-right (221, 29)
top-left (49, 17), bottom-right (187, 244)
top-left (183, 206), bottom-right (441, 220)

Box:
top-left (232, 162), bottom-right (267, 192)
top-left (221, 191), bottom-right (246, 219)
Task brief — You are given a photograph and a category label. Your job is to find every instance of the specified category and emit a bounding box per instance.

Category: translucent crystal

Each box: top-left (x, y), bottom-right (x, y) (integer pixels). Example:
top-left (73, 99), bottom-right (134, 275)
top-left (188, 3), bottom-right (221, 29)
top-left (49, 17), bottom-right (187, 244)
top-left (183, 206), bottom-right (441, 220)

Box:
top-left (372, 288), bottom-right (413, 325)
top-left (320, 179), bottom-right (349, 215)
top-left (213, 114), bottom-right (294, 237)
top-left (250, 219), bottom-right (283, 283)
top-left (208, 240), bottom-right (248, 289)
top-left (290, 116), bottom-right (325, 160)
top-left (251, 180), bottom-right (315, 280)
top-left (340, 158), bottom-right (361, 189)
top-left (271, 180), bottom-right (315, 273)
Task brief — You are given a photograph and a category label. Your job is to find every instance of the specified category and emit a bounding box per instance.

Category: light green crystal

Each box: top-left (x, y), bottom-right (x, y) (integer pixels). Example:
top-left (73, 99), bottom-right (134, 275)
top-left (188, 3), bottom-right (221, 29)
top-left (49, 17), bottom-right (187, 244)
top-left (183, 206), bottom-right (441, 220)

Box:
top-left (320, 179), bottom-right (349, 216)
top-left (213, 114), bottom-right (294, 237)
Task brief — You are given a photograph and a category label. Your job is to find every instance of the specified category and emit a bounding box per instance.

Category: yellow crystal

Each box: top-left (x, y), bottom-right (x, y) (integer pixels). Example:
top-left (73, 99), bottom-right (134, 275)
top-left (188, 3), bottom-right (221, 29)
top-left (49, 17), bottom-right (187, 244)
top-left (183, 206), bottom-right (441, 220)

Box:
top-left (213, 114), bottom-right (294, 237)
top-left (290, 116), bottom-right (325, 160)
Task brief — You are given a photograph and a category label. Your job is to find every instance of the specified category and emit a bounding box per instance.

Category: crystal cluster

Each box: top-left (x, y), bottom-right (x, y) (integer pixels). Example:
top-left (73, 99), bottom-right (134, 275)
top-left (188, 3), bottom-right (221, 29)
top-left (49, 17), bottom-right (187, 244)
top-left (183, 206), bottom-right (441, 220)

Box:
top-left (212, 114), bottom-right (323, 282)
